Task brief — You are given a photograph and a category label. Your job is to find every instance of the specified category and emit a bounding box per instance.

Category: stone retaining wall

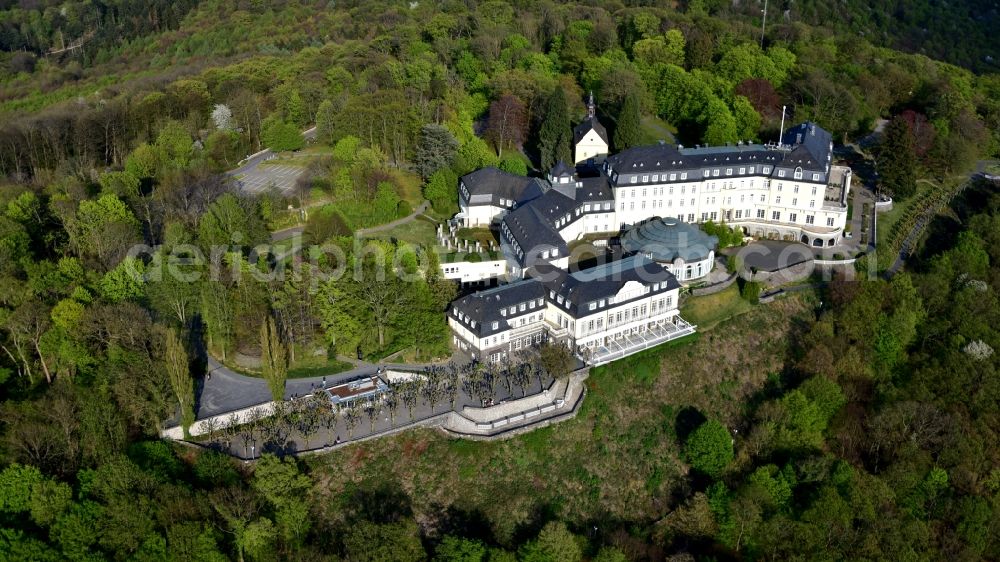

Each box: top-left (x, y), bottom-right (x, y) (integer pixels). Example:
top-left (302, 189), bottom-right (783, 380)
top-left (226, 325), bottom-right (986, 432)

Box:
top-left (690, 272), bottom-right (737, 296)
top-left (160, 401), bottom-right (279, 440)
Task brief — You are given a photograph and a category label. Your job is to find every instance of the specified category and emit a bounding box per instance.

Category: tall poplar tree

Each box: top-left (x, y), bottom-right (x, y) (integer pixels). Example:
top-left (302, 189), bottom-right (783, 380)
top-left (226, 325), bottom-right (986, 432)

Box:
top-left (260, 316), bottom-right (288, 402)
top-left (164, 327), bottom-right (195, 436)
top-left (614, 92), bottom-right (641, 150)
top-left (538, 87), bottom-right (572, 170)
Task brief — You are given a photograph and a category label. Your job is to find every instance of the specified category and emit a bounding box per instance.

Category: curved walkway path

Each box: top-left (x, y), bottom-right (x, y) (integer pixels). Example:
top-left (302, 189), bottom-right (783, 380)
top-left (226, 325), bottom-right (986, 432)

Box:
top-left (354, 201), bottom-right (432, 237)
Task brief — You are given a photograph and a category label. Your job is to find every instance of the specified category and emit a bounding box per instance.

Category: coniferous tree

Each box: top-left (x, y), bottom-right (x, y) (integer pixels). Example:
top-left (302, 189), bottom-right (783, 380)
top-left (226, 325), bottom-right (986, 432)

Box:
top-left (260, 316), bottom-right (288, 402)
top-left (877, 116), bottom-right (917, 199)
top-left (614, 92), bottom-right (641, 150)
top-left (538, 87), bottom-right (572, 170)
top-left (414, 124), bottom-right (458, 179)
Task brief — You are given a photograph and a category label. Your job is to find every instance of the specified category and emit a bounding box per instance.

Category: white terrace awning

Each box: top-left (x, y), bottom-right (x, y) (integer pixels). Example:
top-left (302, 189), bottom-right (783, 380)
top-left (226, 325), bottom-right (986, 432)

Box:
top-left (585, 318), bottom-right (696, 366)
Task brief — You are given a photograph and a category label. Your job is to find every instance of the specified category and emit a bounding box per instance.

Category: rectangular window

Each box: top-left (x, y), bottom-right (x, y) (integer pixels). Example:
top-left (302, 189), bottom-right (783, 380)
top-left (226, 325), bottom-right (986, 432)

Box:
top-left (813, 173), bottom-right (820, 181)
top-left (584, 204), bottom-right (591, 211)
top-left (726, 168), bottom-right (733, 175)
top-left (789, 213), bottom-right (797, 222)
top-left (669, 173), bottom-right (676, 181)
top-left (776, 196), bottom-right (781, 204)
top-left (739, 167), bottom-right (746, 174)
top-left (778, 170), bottom-right (786, 177)
top-left (749, 166), bottom-right (755, 174)
top-left (760, 194), bottom-right (766, 203)
top-left (827, 217), bottom-right (835, 227)
top-left (630, 175), bottom-right (637, 183)
top-left (703, 169), bottom-right (710, 178)
top-left (665, 296), bottom-right (673, 308)
top-left (688, 213), bottom-right (695, 222)
top-left (642, 175), bottom-right (648, 183)
top-left (805, 215), bottom-right (814, 224)
top-left (772, 211), bottom-right (780, 220)
top-left (794, 186), bottom-right (799, 194)
top-left (710, 211), bottom-right (718, 220)
top-left (713, 169), bottom-right (720, 177)
top-left (681, 172), bottom-right (688, 180)
top-left (809, 200), bottom-right (815, 208)
top-left (792, 198), bottom-right (797, 206)
top-left (763, 166), bottom-right (771, 174)
top-left (757, 209), bottom-right (765, 219)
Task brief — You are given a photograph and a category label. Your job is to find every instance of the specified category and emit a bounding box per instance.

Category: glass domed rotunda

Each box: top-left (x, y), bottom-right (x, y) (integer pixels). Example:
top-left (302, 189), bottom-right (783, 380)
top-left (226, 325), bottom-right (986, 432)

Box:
top-left (620, 217), bottom-right (718, 282)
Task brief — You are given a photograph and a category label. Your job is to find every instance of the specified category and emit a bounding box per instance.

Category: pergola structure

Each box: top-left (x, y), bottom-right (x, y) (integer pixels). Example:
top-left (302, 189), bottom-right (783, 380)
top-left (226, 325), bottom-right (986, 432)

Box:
top-left (584, 318), bottom-right (696, 366)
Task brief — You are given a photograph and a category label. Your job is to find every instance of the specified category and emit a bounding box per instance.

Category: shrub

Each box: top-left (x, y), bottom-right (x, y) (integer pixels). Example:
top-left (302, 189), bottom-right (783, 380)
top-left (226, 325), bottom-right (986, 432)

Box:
top-left (740, 279), bottom-right (761, 304)
top-left (396, 200), bottom-right (412, 219)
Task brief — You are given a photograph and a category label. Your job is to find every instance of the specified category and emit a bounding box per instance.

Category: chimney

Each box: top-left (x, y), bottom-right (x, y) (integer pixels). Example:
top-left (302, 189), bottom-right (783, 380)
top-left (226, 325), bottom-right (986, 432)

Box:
top-left (796, 133), bottom-right (802, 144)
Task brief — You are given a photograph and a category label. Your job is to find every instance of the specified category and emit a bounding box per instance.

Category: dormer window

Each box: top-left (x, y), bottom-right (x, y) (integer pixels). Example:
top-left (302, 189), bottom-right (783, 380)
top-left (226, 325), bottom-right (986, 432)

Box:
top-left (630, 175), bottom-right (637, 183)
top-left (778, 170), bottom-right (786, 178)
top-left (726, 168), bottom-right (732, 175)
top-left (492, 321), bottom-right (499, 329)
top-left (588, 303), bottom-right (596, 310)
top-left (703, 170), bottom-right (710, 178)
top-left (681, 172), bottom-right (688, 180)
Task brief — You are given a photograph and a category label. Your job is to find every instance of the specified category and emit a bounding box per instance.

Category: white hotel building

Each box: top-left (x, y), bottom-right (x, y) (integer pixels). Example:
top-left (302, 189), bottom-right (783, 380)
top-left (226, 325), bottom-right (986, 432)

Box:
top-left (449, 115), bottom-right (852, 365)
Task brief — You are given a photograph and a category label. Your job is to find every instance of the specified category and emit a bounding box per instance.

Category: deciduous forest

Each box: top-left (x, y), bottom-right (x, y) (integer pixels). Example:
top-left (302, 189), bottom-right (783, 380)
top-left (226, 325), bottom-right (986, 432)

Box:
top-left (0, 0), bottom-right (997, 560)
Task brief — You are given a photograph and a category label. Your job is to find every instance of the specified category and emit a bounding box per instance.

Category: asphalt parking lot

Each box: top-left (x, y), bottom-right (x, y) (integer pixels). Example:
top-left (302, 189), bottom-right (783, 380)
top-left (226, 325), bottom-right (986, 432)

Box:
top-left (233, 163), bottom-right (304, 194)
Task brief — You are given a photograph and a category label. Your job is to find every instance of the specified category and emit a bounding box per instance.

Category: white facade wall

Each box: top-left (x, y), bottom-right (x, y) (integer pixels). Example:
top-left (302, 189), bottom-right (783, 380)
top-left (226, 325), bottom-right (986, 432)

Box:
top-left (575, 130), bottom-right (609, 164)
top-left (610, 173), bottom-right (848, 243)
top-left (440, 260), bottom-right (508, 283)
top-left (460, 201), bottom-right (507, 227)
top-left (572, 287), bottom-right (680, 349)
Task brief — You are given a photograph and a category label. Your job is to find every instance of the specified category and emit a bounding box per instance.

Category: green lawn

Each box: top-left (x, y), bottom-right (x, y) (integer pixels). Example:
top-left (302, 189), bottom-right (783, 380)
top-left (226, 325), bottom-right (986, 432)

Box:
top-left (638, 115), bottom-right (678, 145)
top-left (455, 227), bottom-right (496, 247)
top-left (365, 215), bottom-right (439, 248)
top-left (680, 283), bottom-right (753, 331)
top-left (875, 179), bottom-right (937, 240)
top-left (287, 360), bottom-right (355, 379)
top-left (389, 169), bottom-right (425, 207)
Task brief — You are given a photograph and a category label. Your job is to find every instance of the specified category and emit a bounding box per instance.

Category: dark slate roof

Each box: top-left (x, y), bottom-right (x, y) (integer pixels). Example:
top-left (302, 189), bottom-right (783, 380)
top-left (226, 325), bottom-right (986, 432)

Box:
top-left (781, 122), bottom-right (831, 171)
top-left (543, 255), bottom-right (680, 317)
top-left (606, 143), bottom-right (691, 171)
top-left (502, 203), bottom-right (568, 265)
top-left (573, 116), bottom-right (609, 145)
top-left (450, 279), bottom-right (547, 337)
top-left (516, 180), bottom-right (547, 206)
top-left (550, 160), bottom-right (575, 179)
top-left (576, 175), bottom-right (614, 202)
top-left (620, 217), bottom-right (718, 263)
top-left (461, 167), bottom-right (545, 205)
top-left (606, 122), bottom-right (833, 180)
